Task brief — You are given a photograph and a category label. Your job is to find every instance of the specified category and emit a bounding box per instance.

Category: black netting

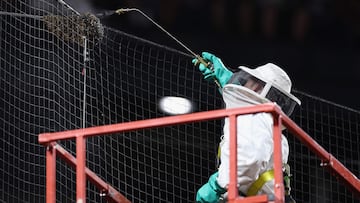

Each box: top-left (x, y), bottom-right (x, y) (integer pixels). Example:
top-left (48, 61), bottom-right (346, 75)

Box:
top-left (0, 1), bottom-right (359, 203)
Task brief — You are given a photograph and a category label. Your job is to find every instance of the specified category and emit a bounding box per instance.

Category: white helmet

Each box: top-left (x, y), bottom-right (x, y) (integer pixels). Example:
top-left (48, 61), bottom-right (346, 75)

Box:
top-left (243, 63), bottom-right (292, 92)
top-left (227, 63), bottom-right (301, 115)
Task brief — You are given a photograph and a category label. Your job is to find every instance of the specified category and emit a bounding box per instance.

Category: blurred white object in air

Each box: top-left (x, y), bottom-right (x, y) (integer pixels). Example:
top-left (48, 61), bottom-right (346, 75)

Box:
top-left (159, 96), bottom-right (194, 115)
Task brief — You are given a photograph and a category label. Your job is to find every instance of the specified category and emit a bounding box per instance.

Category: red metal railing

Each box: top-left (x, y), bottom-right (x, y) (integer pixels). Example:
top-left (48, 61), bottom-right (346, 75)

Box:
top-left (38, 103), bottom-right (360, 203)
top-left (42, 142), bottom-right (130, 203)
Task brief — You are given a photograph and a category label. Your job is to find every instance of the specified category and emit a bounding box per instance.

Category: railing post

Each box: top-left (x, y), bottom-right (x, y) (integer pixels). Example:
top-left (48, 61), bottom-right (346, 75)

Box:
top-left (228, 114), bottom-right (238, 202)
top-left (46, 142), bottom-right (56, 203)
top-left (273, 114), bottom-right (284, 203)
top-left (76, 135), bottom-right (87, 203)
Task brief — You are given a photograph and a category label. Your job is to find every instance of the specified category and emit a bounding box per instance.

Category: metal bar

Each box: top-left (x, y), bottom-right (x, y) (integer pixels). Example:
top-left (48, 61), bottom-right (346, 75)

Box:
top-left (234, 194), bottom-right (269, 203)
top-left (46, 142), bottom-right (57, 203)
top-left (281, 115), bottom-right (360, 197)
top-left (115, 8), bottom-right (222, 88)
top-left (54, 143), bottom-right (131, 203)
top-left (228, 114), bottom-right (238, 202)
top-left (76, 136), bottom-right (87, 203)
top-left (281, 115), bottom-right (330, 161)
top-left (328, 156), bottom-right (360, 197)
top-left (272, 115), bottom-right (284, 203)
top-left (39, 103), bottom-right (278, 143)
top-left (39, 102), bottom-right (360, 200)
top-left (56, 0), bottom-right (80, 15)
top-left (116, 8), bottom-right (198, 58)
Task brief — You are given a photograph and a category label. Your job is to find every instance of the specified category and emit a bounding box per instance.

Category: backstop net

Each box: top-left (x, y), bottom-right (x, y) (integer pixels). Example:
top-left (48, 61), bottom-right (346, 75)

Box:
top-left (0, 1), bottom-right (359, 202)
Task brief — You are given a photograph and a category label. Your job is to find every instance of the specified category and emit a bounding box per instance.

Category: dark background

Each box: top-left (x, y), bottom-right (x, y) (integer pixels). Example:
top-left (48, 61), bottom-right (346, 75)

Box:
top-left (68, 0), bottom-right (360, 110)
top-left (1, 1), bottom-right (359, 202)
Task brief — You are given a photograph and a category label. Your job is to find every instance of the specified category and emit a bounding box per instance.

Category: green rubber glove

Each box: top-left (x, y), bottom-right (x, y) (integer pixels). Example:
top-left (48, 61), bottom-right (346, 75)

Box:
top-left (196, 172), bottom-right (226, 203)
top-left (192, 52), bottom-right (233, 87)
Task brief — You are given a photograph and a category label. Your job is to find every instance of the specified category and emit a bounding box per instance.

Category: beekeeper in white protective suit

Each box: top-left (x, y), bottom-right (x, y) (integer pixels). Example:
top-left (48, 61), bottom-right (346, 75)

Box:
top-left (192, 52), bottom-right (301, 203)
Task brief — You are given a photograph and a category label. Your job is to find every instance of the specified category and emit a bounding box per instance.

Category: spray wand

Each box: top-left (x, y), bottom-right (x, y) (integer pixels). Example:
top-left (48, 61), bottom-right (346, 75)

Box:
top-left (114, 8), bottom-right (222, 88)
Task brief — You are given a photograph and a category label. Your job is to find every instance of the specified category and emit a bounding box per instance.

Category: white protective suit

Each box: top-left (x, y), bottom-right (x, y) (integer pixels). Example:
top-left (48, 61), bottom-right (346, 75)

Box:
top-left (217, 84), bottom-right (289, 195)
top-left (216, 63), bottom-right (300, 196)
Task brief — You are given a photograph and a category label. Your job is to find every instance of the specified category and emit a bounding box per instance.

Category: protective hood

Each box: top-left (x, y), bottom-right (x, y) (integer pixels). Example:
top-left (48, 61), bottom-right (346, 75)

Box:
top-left (224, 63), bottom-right (301, 116)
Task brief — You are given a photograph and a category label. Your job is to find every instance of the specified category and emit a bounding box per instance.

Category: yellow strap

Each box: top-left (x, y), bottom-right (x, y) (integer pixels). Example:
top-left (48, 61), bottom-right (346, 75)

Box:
top-left (246, 169), bottom-right (274, 196)
top-left (217, 145), bottom-right (276, 196)
top-left (217, 145), bottom-right (221, 159)
top-left (216, 145), bottom-right (221, 167)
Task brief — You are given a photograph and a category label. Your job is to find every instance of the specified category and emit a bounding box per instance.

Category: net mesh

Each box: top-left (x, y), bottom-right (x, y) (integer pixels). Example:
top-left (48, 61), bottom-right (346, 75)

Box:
top-left (0, 1), bottom-right (359, 202)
